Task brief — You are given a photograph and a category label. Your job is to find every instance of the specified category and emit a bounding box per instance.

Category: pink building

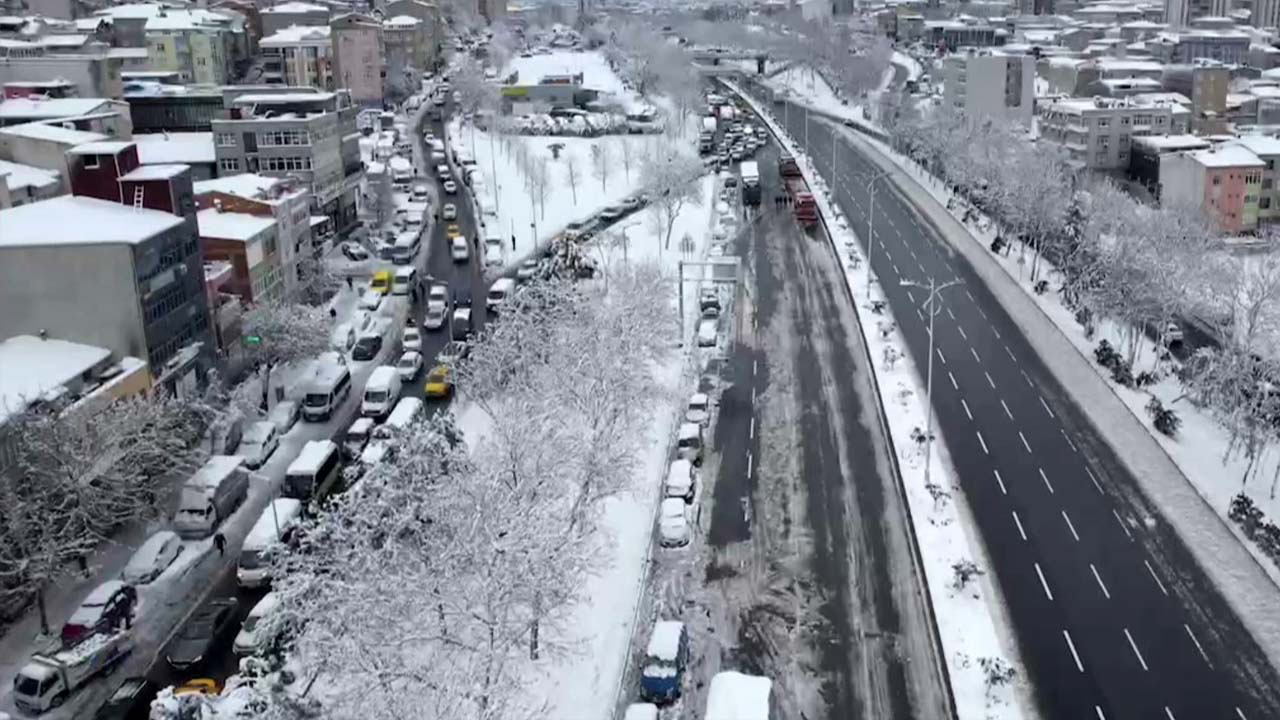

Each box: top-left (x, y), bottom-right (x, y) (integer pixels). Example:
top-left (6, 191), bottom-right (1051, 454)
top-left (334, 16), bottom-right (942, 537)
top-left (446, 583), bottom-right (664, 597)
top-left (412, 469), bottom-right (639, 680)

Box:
top-left (1160, 144), bottom-right (1264, 233)
top-left (330, 13), bottom-right (384, 107)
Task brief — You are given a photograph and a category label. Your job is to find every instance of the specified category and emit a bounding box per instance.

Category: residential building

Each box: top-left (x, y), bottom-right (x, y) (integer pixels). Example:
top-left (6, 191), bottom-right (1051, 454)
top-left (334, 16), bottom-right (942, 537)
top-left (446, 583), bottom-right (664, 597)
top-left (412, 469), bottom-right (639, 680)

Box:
top-left (0, 182), bottom-right (213, 379)
top-left (1147, 29), bottom-right (1251, 64)
top-left (0, 122), bottom-right (107, 187)
top-left (196, 204), bottom-right (284, 303)
top-left (1231, 135), bottom-right (1280, 223)
top-left (67, 140), bottom-right (140, 202)
top-left (1128, 134), bottom-right (1210, 196)
top-left (196, 172), bottom-right (313, 296)
top-left (1162, 62), bottom-right (1229, 134)
top-left (124, 82), bottom-right (224, 132)
top-left (330, 13), bottom-right (383, 107)
top-left (260, 25), bottom-right (333, 89)
top-left (1039, 96), bottom-right (1191, 170)
top-left (203, 258), bottom-right (244, 361)
top-left (385, 0), bottom-right (440, 68)
top-left (132, 132), bottom-right (217, 180)
top-left (260, 1), bottom-right (330, 36)
top-left (1166, 0), bottom-right (1231, 27)
top-left (0, 97), bottom-right (132, 136)
top-left (920, 20), bottom-right (1007, 49)
top-left (210, 89), bottom-right (362, 232)
top-left (0, 159), bottom-right (61, 207)
top-left (95, 4), bottom-right (246, 85)
top-left (942, 48), bottom-right (1034, 126)
top-left (1162, 145), bottom-right (1264, 232)
top-left (3, 79), bottom-right (79, 100)
top-left (0, 48), bottom-right (126, 100)
top-left (383, 15), bottom-right (428, 79)
top-left (1256, 0), bottom-right (1280, 27)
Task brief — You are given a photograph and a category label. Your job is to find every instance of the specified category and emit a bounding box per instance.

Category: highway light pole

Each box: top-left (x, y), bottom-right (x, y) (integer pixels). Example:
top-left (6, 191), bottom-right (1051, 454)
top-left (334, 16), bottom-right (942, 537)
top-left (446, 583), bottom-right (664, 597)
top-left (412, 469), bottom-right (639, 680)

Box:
top-left (900, 276), bottom-right (962, 491)
top-left (864, 168), bottom-right (893, 298)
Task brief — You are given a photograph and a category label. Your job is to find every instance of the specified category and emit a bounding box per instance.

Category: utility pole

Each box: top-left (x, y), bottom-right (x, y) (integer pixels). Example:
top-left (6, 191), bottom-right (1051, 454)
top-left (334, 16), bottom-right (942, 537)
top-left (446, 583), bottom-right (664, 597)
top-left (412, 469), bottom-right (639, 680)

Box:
top-left (864, 168), bottom-right (892, 298)
top-left (900, 276), bottom-right (962, 491)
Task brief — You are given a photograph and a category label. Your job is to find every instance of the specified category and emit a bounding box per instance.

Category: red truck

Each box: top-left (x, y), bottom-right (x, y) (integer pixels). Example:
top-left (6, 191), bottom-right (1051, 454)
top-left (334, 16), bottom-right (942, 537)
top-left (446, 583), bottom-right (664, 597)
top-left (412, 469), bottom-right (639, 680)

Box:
top-left (785, 176), bottom-right (818, 227)
top-left (779, 153), bottom-right (800, 177)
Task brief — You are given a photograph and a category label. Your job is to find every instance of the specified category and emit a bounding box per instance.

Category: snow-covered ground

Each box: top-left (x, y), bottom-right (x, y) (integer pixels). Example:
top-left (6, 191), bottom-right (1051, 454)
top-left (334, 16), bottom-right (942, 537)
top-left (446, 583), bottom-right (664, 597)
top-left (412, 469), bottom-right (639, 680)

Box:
top-left (453, 173), bottom-right (717, 720)
top-left (894, 50), bottom-right (925, 82)
top-left (728, 80), bottom-right (1028, 720)
top-left (503, 50), bottom-right (646, 112)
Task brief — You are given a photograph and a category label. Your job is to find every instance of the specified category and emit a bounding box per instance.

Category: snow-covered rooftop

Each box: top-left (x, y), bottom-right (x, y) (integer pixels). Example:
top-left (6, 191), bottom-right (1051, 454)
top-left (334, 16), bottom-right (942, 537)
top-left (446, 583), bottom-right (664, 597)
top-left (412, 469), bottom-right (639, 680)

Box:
top-left (1131, 134), bottom-right (1208, 151)
top-left (260, 1), bottom-right (328, 13)
top-left (646, 620), bottom-right (683, 661)
top-left (197, 207), bottom-right (276, 241)
top-left (132, 131), bottom-right (215, 164)
top-left (0, 122), bottom-right (108, 145)
top-left (37, 33), bottom-right (88, 47)
top-left (233, 91), bottom-right (335, 104)
top-left (66, 140), bottom-right (134, 155)
top-left (289, 439), bottom-right (336, 476)
top-left (120, 163), bottom-right (189, 181)
top-left (1186, 144), bottom-right (1264, 168)
top-left (0, 334), bottom-right (111, 423)
top-left (0, 195), bottom-right (184, 248)
top-left (0, 159), bottom-right (59, 192)
top-left (0, 97), bottom-right (110, 120)
top-left (260, 24), bottom-right (330, 45)
top-left (195, 172), bottom-right (284, 198)
top-left (1232, 134), bottom-right (1280, 157)
top-left (384, 14), bottom-right (420, 26)
top-left (705, 672), bottom-right (772, 720)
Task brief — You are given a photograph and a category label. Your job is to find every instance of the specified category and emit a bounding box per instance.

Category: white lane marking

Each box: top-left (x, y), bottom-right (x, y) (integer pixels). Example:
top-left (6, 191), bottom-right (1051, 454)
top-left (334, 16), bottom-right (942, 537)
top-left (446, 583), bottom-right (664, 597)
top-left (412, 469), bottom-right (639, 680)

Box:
top-left (977, 431), bottom-right (989, 454)
top-left (965, 289), bottom-right (975, 302)
top-left (1114, 509), bottom-right (1134, 541)
top-left (971, 347), bottom-right (982, 363)
top-left (747, 452), bottom-right (753, 477)
top-left (916, 308), bottom-right (925, 323)
top-left (753, 359), bottom-right (758, 375)
top-left (917, 261), bottom-right (926, 274)
top-left (1019, 431), bottom-right (1033, 454)
top-left (937, 347), bottom-right (947, 365)
top-left (906, 290), bottom-right (916, 304)
top-left (1237, 708), bottom-right (1249, 719)
top-left (946, 307), bottom-right (956, 321)
top-left (985, 371), bottom-right (996, 389)
top-left (993, 469), bottom-right (1007, 494)
top-left (1090, 564), bottom-right (1111, 599)
top-left (996, 399), bottom-right (1012, 420)
top-left (1012, 510), bottom-right (1027, 540)
top-left (750, 417), bottom-right (756, 440)
top-left (1096, 707), bottom-right (1107, 720)
top-left (1124, 628), bottom-right (1150, 671)
top-left (1039, 467), bottom-right (1055, 493)
top-left (1004, 345), bottom-right (1017, 362)
top-left (1039, 395), bottom-right (1055, 418)
top-left (977, 306), bottom-right (987, 320)
top-left (1062, 510), bottom-right (1080, 541)
top-left (993, 327), bottom-right (1001, 340)
top-left (1035, 563), bottom-right (1054, 601)
top-left (751, 387), bottom-right (756, 403)
top-left (948, 371), bottom-right (958, 390)
top-left (893, 262), bottom-right (900, 275)
top-left (1020, 369), bottom-right (1034, 387)
top-left (1184, 624), bottom-right (1213, 668)
top-left (1063, 630), bottom-right (1085, 672)
top-left (1165, 709), bottom-right (1176, 720)
top-left (908, 247), bottom-right (917, 260)
top-left (957, 325), bottom-right (968, 341)
top-left (1085, 465), bottom-right (1103, 493)
top-left (1063, 430), bottom-right (1079, 453)
top-left (961, 398), bottom-right (973, 420)
top-left (1144, 560), bottom-right (1169, 596)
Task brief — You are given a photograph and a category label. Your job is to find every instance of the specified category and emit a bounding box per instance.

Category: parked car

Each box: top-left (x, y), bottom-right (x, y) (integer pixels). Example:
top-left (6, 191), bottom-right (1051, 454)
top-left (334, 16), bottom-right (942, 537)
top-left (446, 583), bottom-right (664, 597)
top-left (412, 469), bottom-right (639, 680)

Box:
top-left (443, 179), bottom-right (458, 194)
top-left (121, 531), bottom-right (183, 585)
top-left (233, 593), bottom-right (279, 657)
top-left (402, 326), bottom-right (423, 352)
top-left (697, 317), bottom-right (718, 347)
top-left (640, 620), bottom-right (689, 703)
top-left (343, 417), bottom-right (375, 460)
top-left (411, 183), bottom-right (429, 200)
top-left (166, 598), bottom-right (240, 670)
top-left (62, 581), bottom-right (137, 646)
top-left (600, 205), bottom-right (624, 220)
top-left (438, 341), bottom-right (468, 365)
top-left (268, 400), bottom-right (300, 434)
top-left (94, 677), bottom-right (158, 720)
top-left (173, 679), bottom-right (220, 696)
top-left (451, 236), bottom-right (470, 262)
top-left (665, 459), bottom-right (696, 502)
top-left (352, 332), bottom-right (383, 362)
top-left (398, 350), bottom-right (423, 380)
top-left (340, 241), bottom-right (369, 261)
top-left (358, 289), bottom-right (383, 311)
top-left (676, 422), bottom-right (704, 465)
top-left (517, 258), bottom-right (540, 281)
top-left (658, 499), bottom-right (690, 547)
top-left (235, 421), bottom-right (279, 470)
top-left (686, 393), bottom-right (710, 426)
top-left (436, 163), bottom-right (451, 180)
top-left (427, 283), bottom-right (449, 310)
top-left (442, 203), bottom-right (458, 220)
top-left (425, 365), bottom-right (452, 397)
top-left (423, 304), bottom-right (448, 330)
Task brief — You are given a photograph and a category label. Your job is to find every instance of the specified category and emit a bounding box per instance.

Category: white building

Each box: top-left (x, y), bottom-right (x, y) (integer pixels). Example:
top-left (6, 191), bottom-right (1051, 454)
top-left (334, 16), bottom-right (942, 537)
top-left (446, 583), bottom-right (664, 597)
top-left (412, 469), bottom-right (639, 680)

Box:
top-left (943, 48), bottom-right (1035, 126)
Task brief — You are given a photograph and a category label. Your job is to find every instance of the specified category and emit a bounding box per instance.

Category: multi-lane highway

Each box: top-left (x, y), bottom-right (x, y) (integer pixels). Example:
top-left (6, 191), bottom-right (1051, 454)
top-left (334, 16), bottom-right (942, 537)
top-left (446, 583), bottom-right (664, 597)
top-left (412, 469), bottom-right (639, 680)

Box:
top-left (748, 86), bottom-right (1280, 718)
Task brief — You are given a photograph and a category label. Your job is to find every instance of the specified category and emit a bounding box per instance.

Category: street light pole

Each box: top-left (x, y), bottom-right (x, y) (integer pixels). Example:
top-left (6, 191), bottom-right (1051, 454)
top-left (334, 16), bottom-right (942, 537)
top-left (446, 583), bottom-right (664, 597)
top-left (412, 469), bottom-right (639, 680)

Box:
top-left (900, 276), bottom-right (962, 491)
top-left (864, 168), bottom-right (892, 298)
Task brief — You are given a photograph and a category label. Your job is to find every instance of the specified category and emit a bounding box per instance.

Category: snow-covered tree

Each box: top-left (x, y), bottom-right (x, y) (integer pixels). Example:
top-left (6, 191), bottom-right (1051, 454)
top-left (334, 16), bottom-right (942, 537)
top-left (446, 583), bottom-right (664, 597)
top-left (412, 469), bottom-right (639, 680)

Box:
top-left (590, 142), bottom-right (612, 193)
top-left (242, 299), bottom-right (333, 407)
top-left (619, 138), bottom-right (636, 183)
top-left (640, 151), bottom-right (705, 250)
top-left (564, 154), bottom-right (582, 206)
top-left (528, 157), bottom-right (550, 219)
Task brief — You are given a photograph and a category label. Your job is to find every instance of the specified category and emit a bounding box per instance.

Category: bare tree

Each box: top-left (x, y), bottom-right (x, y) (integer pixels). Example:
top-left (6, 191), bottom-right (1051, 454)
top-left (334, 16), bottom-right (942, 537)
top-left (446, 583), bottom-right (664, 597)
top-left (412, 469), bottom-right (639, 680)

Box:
top-left (640, 151), bottom-right (705, 250)
top-left (242, 300), bottom-right (333, 408)
top-left (564, 154), bottom-right (582, 206)
top-left (619, 138), bottom-right (636, 183)
top-left (528, 157), bottom-right (550, 219)
top-left (590, 142), bottom-right (613, 193)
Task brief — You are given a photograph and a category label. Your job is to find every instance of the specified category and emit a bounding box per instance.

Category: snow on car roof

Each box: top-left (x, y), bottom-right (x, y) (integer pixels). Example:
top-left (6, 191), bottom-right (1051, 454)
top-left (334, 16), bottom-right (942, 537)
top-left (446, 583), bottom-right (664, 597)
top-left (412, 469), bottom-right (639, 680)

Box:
top-left (678, 423), bottom-right (700, 440)
top-left (249, 591), bottom-right (280, 617)
top-left (705, 672), bottom-right (772, 720)
top-left (244, 498), bottom-right (302, 548)
top-left (646, 620), bottom-right (684, 661)
top-left (131, 530), bottom-right (178, 564)
top-left (190, 455), bottom-right (245, 490)
top-left (660, 498), bottom-right (686, 516)
top-left (623, 704), bottom-right (659, 720)
top-left (690, 393), bottom-right (708, 405)
top-left (288, 440), bottom-right (336, 476)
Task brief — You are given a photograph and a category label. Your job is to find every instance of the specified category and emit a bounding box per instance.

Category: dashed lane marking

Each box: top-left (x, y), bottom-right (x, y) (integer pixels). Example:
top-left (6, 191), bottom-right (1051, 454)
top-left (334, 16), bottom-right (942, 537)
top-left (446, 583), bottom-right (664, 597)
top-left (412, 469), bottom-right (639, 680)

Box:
top-left (1039, 467), bottom-right (1055, 493)
top-left (957, 326), bottom-right (968, 341)
top-left (1062, 510), bottom-right (1080, 541)
top-left (1012, 510), bottom-right (1027, 540)
top-left (1114, 509), bottom-right (1134, 541)
top-left (1020, 431), bottom-right (1033, 454)
top-left (971, 347), bottom-right (982, 363)
top-left (750, 417), bottom-right (755, 440)
top-left (985, 371), bottom-right (996, 389)
top-left (1124, 628), bottom-right (1150, 671)
top-left (993, 468), bottom-right (1006, 494)
top-left (1005, 345), bottom-right (1017, 362)
top-left (1085, 465), bottom-right (1103, 493)
top-left (946, 307), bottom-right (956, 321)
top-left (936, 347), bottom-right (946, 365)
top-left (948, 371), bottom-right (958, 390)
top-left (1039, 395), bottom-right (1055, 418)
top-left (1000, 399), bottom-right (1014, 420)
top-left (1063, 630), bottom-right (1085, 672)
top-left (977, 431), bottom-right (989, 454)
top-left (1144, 560), bottom-right (1169, 596)
top-left (993, 327), bottom-right (1001, 340)
top-left (1090, 564), bottom-right (1111, 599)
top-left (1035, 563), bottom-right (1054, 601)
top-left (747, 452), bottom-right (753, 477)
top-left (961, 398), bottom-right (973, 420)
top-left (906, 290), bottom-right (915, 304)
top-left (1184, 624), bottom-right (1212, 668)
top-left (1020, 369), bottom-right (1034, 387)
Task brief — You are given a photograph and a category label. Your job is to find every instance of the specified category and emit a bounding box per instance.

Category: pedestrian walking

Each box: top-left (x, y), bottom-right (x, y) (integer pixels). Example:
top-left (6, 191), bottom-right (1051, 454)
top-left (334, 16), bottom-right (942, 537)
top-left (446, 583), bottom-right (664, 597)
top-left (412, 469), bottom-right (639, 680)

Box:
top-left (214, 532), bottom-right (226, 557)
top-left (329, 307), bottom-right (337, 320)
top-left (511, 234), bottom-right (517, 251)
top-left (345, 275), bottom-right (354, 290)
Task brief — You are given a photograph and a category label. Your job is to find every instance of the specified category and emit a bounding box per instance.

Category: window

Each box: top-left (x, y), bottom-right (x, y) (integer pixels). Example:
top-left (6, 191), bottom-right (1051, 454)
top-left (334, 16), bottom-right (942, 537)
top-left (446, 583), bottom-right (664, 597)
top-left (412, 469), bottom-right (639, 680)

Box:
top-left (1213, 175), bottom-right (1221, 186)
top-left (265, 233), bottom-right (278, 256)
top-left (1263, 197), bottom-right (1272, 209)
top-left (1098, 117), bottom-right (1110, 128)
top-left (82, 154), bottom-right (100, 169)
top-left (215, 132), bottom-right (236, 147)
top-left (219, 158), bottom-right (241, 172)
top-left (258, 129), bottom-right (311, 146)
top-left (1265, 178), bottom-right (1274, 190)
top-left (1120, 115), bottom-right (1131, 126)
top-left (261, 155), bottom-right (312, 172)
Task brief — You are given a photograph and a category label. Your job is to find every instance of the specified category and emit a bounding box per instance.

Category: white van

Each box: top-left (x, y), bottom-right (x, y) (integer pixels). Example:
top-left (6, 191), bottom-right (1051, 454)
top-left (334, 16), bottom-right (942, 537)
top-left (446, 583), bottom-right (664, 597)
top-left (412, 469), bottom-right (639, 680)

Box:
top-left (362, 365), bottom-right (402, 419)
top-left (361, 397), bottom-right (423, 465)
top-left (487, 277), bottom-right (516, 313)
top-left (392, 266), bottom-right (418, 296)
top-left (237, 498), bottom-right (303, 589)
top-left (391, 231), bottom-right (420, 265)
top-left (234, 592), bottom-right (279, 656)
top-left (303, 355), bottom-right (352, 421)
top-left (283, 440), bottom-right (342, 502)
top-left (173, 456), bottom-right (249, 539)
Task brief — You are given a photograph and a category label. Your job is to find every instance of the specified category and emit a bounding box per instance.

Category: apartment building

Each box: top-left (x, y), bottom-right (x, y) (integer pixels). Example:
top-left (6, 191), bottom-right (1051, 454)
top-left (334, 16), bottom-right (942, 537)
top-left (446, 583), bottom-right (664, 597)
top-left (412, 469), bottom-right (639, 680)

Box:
top-left (1128, 134), bottom-right (1210, 196)
top-left (1147, 29), bottom-right (1251, 64)
top-left (384, 15), bottom-right (428, 76)
top-left (1039, 97), bottom-right (1190, 170)
top-left (260, 1), bottom-right (330, 36)
top-left (210, 89), bottom-right (362, 232)
top-left (196, 205), bottom-right (283, 303)
top-left (385, 0), bottom-right (440, 68)
top-left (0, 159), bottom-right (60, 207)
top-left (96, 4), bottom-right (246, 85)
top-left (1161, 145), bottom-right (1264, 232)
top-left (942, 49), bottom-right (1034, 126)
top-left (124, 82), bottom-right (224, 132)
top-left (0, 122), bottom-right (106, 187)
top-left (330, 13), bottom-right (384, 107)
top-left (260, 25), bottom-right (333, 89)
top-left (0, 46), bottom-right (127, 99)
top-left (1231, 135), bottom-right (1280, 224)
top-left (195, 172), bottom-right (313, 296)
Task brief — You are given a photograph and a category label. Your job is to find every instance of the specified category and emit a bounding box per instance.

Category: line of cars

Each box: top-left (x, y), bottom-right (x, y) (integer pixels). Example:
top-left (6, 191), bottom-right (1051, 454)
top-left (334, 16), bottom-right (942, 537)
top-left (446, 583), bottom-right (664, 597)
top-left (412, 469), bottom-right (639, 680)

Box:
top-left (623, 621), bottom-right (775, 719)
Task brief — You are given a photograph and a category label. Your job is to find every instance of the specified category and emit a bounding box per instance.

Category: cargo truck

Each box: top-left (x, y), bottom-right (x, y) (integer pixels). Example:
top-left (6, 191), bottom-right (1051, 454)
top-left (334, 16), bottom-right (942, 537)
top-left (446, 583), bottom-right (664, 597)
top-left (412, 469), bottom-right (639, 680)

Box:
top-left (13, 629), bottom-right (133, 713)
top-left (740, 161), bottom-right (761, 205)
top-left (785, 176), bottom-right (817, 227)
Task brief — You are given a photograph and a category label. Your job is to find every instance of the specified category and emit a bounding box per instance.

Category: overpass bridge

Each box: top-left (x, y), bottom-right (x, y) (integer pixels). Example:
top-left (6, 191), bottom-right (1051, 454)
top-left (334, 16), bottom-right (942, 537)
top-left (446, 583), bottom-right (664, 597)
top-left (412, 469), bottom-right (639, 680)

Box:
top-left (689, 47), bottom-right (769, 74)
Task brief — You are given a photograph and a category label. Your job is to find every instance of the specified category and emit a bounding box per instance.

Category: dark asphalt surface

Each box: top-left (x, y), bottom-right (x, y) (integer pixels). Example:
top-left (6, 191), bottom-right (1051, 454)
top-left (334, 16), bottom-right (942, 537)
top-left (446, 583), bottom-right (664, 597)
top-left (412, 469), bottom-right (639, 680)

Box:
top-left (742, 84), bottom-right (1280, 718)
top-left (702, 118), bottom-right (950, 717)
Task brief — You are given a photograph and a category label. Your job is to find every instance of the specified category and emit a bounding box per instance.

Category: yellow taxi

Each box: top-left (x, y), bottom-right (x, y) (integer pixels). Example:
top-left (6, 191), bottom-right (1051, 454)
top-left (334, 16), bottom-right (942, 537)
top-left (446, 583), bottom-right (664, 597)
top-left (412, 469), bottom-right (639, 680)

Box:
top-left (174, 678), bottom-right (221, 696)
top-left (424, 365), bottom-right (452, 397)
top-left (445, 224), bottom-right (461, 239)
top-left (370, 270), bottom-right (393, 295)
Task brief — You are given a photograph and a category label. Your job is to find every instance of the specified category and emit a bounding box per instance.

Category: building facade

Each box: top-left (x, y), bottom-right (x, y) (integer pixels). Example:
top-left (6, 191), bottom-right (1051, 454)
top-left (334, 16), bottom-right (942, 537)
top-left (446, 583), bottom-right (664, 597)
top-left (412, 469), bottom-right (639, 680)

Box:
top-left (330, 13), bottom-right (384, 107)
top-left (1232, 136), bottom-right (1280, 224)
top-left (1162, 145), bottom-right (1264, 232)
top-left (196, 205), bottom-right (283, 302)
top-left (1039, 97), bottom-right (1191, 170)
top-left (943, 49), bottom-right (1034, 126)
top-left (196, 173), bottom-right (313, 296)
top-left (260, 1), bottom-right (331, 37)
top-left (260, 25), bottom-right (333, 89)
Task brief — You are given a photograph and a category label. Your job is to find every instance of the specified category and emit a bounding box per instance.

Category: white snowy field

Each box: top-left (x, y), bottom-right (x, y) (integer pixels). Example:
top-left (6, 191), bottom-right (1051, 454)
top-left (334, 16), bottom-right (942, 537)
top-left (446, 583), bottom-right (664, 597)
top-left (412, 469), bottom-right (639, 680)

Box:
top-left (452, 172), bottom-right (717, 720)
top-left (729, 81), bottom-right (1028, 720)
top-left (894, 50), bottom-right (925, 82)
top-left (503, 50), bottom-right (646, 112)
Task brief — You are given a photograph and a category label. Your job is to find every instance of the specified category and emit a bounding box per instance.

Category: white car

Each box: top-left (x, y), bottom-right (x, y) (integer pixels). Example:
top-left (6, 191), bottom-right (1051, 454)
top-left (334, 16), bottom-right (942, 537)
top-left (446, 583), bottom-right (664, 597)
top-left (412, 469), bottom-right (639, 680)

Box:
top-left (484, 239), bottom-right (503, 267)
top-left (686, 393), bottom-right (710, 426)
top-left (697, 317), bottom-right (718, 347)
top-left (443, 179), bottom-right (458, 194)
top-left (659, 499), bottom-right (690, 547)
top-left (517, 258), bottom-right (539, 281)
top-left (436, 163), bottom-right (451, 180)
top-left (397, 350), bottom-right (423, 380)
top-left (402, 326), bottom-right (423, 352)
top-left (358, 289), bottom-right (383, 311)
top-left (121, 531), bottom-right (184, 584)
top-left (427, 283), bottom-right (449, 310)
top-left (451, 236), bottom-right (470, 262)
top-left (236, 421), bottom-right (279, 470)
top-left (442, 203), bottom-right (458, 220)
top-left (330, 323), bottom-right (356, 352)
top-left (411, 183), bottom-right (429, 200)
top-left (267, 400), bottom-right (300, 434)
top-left (234, 593), bottom-right (279, 656)
top-left (423, 304), bottom-right (448, 330)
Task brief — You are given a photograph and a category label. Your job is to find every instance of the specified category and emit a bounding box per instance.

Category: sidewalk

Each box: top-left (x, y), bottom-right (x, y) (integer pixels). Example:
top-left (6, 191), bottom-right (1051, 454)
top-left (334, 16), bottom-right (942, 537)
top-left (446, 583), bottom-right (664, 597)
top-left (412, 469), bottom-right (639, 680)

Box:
top-left (836, 124), bottom-right (1280, 673)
